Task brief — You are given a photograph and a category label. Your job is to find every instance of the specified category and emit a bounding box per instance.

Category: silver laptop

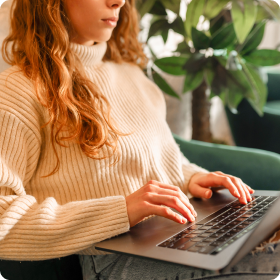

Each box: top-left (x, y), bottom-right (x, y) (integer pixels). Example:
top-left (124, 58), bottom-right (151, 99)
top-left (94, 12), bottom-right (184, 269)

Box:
top-left (95, 189), bottom-right (280, 271)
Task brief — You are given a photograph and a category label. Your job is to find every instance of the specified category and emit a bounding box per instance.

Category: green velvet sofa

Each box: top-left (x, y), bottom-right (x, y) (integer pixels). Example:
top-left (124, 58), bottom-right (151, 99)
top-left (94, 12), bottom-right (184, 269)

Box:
top-left (1, 135), bottom-right (280, 279)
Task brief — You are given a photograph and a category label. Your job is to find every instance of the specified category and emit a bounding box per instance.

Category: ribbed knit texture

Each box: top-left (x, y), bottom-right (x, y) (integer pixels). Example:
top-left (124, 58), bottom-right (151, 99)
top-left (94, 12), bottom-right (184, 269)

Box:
top-left (0, 41), bottom-right (208, 261)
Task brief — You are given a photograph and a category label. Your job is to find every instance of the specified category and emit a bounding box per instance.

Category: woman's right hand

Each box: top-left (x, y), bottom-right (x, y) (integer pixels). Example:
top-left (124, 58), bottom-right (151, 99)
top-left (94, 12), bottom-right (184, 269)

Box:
top-left (125, 180), bottom-right (197, 228)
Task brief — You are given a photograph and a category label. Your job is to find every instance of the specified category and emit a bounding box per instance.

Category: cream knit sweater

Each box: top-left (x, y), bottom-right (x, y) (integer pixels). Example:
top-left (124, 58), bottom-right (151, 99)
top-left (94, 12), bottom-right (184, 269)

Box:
top-left (0, 41), bottom-right (208, 261)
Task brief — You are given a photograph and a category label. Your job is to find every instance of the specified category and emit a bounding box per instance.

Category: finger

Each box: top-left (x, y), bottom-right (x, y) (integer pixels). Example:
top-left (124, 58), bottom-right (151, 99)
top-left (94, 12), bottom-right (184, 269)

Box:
top-left (245, 184), bottom-right (255, 194)
top-left (215, 172), bottom-right (255, 195)
top-left (196, 173), bottom-right (241, 199)
top-left (226, 176), bottom-right (251, 203)
top-left (146, 180), bottom-right (180, 192)
top-left (148, 203), bottom-right (188, 224)
top-left (152, 186), bottom-right (197, 217)
top-left (241, 180), bottom-right (252, 202)
top-left (146, 193), bottom-right (195, 222)
top-left (188, 183), bottom-right (213, 199)
top-left (144, 182), bottom-right (197, 217)
top-left (229, 177), bottom-right (248, 204)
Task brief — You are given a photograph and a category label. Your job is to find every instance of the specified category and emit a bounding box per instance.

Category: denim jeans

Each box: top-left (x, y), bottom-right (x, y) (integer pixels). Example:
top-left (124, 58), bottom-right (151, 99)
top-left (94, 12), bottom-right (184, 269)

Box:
top-left (78, 242), bottom-right (280, 280)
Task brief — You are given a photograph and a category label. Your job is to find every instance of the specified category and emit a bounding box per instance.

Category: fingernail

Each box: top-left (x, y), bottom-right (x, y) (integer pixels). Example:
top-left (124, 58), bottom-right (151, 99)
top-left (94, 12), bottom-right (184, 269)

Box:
top-left (190, 215), bottom-right (195, 222)
top-left (193, 210), bottom-right (198, 217)
top-left (235, 191), bottom-right (240, 198)
top-left (205, 190), bottom-right (212, 198)
top-left (181, 218), bottom-right (188, 224)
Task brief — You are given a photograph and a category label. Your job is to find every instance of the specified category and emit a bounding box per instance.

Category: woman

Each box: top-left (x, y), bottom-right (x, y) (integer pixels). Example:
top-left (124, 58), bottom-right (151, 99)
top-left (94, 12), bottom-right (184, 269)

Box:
top-left (0, 0), bottom-right (278, 279)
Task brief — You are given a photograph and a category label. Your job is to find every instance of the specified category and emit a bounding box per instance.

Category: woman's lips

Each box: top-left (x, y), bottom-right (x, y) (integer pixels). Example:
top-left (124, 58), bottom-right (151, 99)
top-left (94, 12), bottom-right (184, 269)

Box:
top-left (102, 18), bottom-right (118, 27)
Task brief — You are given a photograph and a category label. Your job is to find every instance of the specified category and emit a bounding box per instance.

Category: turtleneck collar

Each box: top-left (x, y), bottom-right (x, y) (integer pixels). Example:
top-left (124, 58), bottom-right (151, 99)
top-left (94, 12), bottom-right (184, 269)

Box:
top-left (69, 41), bottom-right (107, 67)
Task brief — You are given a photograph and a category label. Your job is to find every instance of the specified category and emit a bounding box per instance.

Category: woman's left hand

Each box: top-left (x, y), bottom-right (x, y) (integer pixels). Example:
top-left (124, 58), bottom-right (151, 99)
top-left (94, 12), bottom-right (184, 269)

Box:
top-left (188, 171), bottom-right (254, 204)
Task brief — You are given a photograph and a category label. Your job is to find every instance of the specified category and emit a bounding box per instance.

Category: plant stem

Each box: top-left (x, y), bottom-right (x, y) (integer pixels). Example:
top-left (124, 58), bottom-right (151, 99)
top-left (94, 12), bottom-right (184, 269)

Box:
top-left (192, 80), bottom-right (212, 142)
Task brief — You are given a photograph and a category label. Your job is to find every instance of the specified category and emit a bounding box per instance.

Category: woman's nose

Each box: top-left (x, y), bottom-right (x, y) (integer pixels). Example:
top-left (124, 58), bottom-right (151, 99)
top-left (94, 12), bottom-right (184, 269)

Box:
top-left (107, 0), bottom-right (125, 9)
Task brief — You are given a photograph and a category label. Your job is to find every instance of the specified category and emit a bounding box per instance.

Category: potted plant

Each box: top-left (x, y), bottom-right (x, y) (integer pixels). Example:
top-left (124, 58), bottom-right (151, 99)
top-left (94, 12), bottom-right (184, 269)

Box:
top-left (136, 0), bottom-right (280, 143)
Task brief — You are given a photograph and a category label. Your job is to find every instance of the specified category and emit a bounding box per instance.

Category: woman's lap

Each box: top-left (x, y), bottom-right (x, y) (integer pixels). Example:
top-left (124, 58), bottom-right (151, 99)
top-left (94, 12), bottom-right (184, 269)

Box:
top-left (79, 243), bottom-right (280, 280)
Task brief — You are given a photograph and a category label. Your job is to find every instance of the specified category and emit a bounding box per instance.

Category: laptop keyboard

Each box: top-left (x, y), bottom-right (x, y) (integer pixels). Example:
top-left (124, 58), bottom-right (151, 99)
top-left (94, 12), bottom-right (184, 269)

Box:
top-left (157, 196), bottom-right (277, 255)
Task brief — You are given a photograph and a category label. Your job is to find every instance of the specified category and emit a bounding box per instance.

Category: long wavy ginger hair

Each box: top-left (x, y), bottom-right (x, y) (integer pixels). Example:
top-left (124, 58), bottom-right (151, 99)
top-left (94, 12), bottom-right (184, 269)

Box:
top-left (1, 0), bottom-right (148, 176)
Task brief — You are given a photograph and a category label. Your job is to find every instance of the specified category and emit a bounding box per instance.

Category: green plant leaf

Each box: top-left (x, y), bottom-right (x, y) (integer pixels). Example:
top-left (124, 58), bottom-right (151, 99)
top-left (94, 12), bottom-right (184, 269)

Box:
top-left (183, 71), bottom-right (204, 93)
top-left (259, 0), bottom-right (280, 21)
top-left (204, 0), bottom-right (229, 19)
top-left (152, 70), bottom-right (180, 99)
top-left (160, 0), bottom-right (180, 14)
top-left (174, 40), bottom-right (191, 54)
top-left (231, 0), bottom-right (257, 44)
top-left (185, 0), bottom-right (206, 37)
top-left (210, 23), bottom-right (236, 49)
top-left (225, 88), bottom-right (244, 112)
top-left (226, 50), bottom-right (242, 70)
top-left (244, 49), bottom-right (280, 66)
top-left (147, 18), bottom-right (169, 41)
top-left (224, 71), bottom-right (248, 111)
top-left (240, 21), bottom-right (266, 55)
top-left (183, 53), bottom-right (207, 73)
top-left (204, 68), bottom-right (215, 87)
top-left (161, 28), bottom-right (169, 43)
top-left (154, 56), bottom-right (189, 75)
top-left (241, 63), bottom-right (267, 115)
top-left (210, 16), bottom-right (225, 35)
top-left (138, 0), bottom-right (157, 17)
top-left (192, 27), bottom-right (211, 50)
top-left (171, 16), bottom-right (187, 37)
top-left (149, 1), bottom-right (167, 16)
top-left (256, 6), bottom-right (271, 21)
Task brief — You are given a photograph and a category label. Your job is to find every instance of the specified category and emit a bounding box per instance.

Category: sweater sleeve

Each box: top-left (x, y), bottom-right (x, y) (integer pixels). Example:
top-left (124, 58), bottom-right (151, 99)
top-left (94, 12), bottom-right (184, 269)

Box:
top-left (180, 152), bottom-right (209, 198)
top-left (0, 109), bottom-right (130, 261)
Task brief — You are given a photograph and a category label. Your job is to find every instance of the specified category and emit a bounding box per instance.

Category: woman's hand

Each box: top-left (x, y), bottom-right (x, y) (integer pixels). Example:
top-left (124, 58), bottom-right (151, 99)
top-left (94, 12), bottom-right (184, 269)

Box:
top-left (188, 171), bottom-right (254, 204)
top-left (125, 180), bottom-right (197, 228)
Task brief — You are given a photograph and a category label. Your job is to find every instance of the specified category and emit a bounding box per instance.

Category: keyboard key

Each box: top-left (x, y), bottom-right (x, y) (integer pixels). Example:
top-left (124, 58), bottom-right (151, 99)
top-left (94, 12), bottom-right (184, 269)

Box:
top-left (230, 228), bottom-right (242, 234)
top-left (199, 246), bottom-right (216, 254)
top-left (182, 229), bottom-right (193, 234)
top-left (187, 246), bottom-right (201, 253)
top-left (243, 221), bottom-right (253, 225)
top-left (229, 221), bottom-right (240, 226)
top-left (189, 225), bottom-right (200, 230)
top-left (191, 238), bottom-right (204, 242)
top-left (222, 218), bottom-right (232, 224)
top-left (205, 222), bottom-right (216, 226)
top-left (212, 225), bottom-right (223, 229)
top-left (216, 229), bottom-right (227, 234)
top-left (224, 225), bottom-right (234, 229)
top-left (186, 233), bottom-right (198, 238)
top-left (205, 229), bottom-right (217, 233)
top-left (224, 232), bottom-right (235, 238)
top-left (212, 218), bottom-right (223, 223)
top-left (236, 218), bottom-right (247, 222)
top-left (170, 237), bottom-right (192, 249)
top-left (216, 236), bottom-right (228, 242)
top-left (192, 230), bottom-right (204, 235)
top-left (211, 241), bottom-right (223, 247)
top-left (236, 224), bottom-right (247, 229)
top-left (177, 241), bottom-right (197, 251)
top-left (195, 242), bottom-right (209, 247)
top-left (210, 233), bottom-right (224, 238)
top-left (200, 226), bottom-right (212, 230)
top-left (198, 233), bottom-right (210, 238)
top-left (204, 238), bottom-right (216, 243)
